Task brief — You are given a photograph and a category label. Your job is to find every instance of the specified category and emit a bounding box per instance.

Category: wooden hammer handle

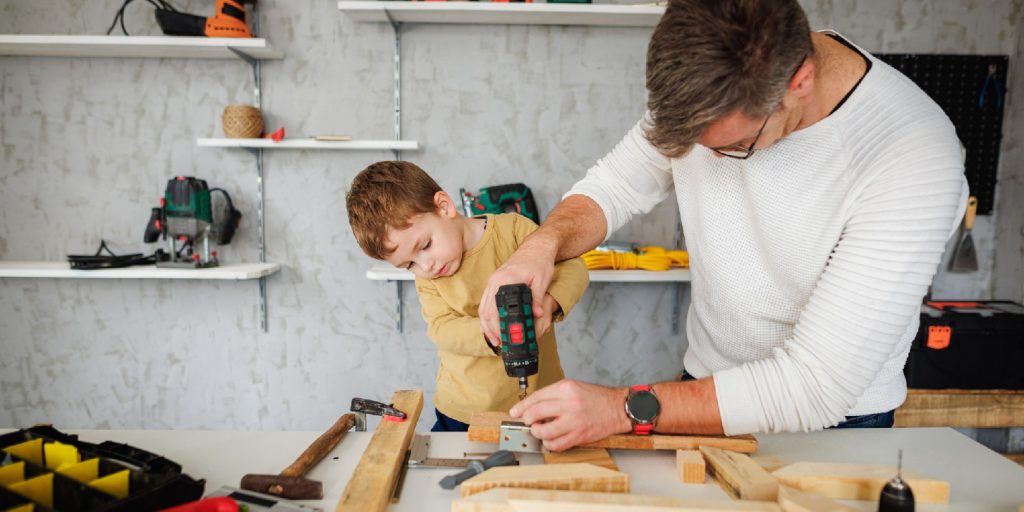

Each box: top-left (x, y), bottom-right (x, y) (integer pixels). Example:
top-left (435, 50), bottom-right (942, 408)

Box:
top-left (279, 412), bottom-right (357, 478)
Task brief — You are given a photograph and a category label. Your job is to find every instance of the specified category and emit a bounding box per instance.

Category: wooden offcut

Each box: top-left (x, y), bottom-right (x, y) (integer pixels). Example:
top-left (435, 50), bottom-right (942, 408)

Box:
top-left (468, 412), bottom-right (758, 453)
top-left (700, 446), bottom-right (778, 501)
top-left (895, 389), bottom-right (1024, 428)
top-left (335, 390), bottom-right (423, 512)
top-left (776, 486), bottom-right (853, 512)
top-left (452, 487), bottom-right (783, 512)
top-left (771, 462), bottom-right (950, 504)
top-left (459, 462), bottom-right (629, 497)
top-left (544, 447), bottom-right (618, 471)
top-left (677, 450), bottom-right (706, 484)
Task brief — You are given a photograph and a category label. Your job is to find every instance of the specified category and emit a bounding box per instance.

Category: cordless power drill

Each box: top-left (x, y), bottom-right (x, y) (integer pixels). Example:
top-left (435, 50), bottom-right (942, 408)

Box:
top-left (495, 284), bottom-right (539, 400)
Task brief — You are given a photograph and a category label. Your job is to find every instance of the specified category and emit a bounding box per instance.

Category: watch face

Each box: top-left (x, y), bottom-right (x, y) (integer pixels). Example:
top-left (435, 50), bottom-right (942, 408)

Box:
top-left (627, 391), bottom-right (660, 423)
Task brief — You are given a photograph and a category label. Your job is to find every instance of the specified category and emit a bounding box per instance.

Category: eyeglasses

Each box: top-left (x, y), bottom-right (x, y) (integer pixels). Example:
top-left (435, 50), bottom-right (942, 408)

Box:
top-left (711, 114), bottom-right (771, 160)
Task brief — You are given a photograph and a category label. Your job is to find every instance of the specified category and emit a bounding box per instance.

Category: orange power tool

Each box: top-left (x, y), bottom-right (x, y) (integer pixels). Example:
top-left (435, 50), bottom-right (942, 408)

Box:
top-left (156, 0), bottom-right (254, 38)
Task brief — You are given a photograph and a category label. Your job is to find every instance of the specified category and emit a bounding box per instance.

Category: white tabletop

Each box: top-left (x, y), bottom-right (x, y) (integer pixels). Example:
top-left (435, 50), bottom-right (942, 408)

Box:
top-left (12, 427), bottom-right (1014, 511)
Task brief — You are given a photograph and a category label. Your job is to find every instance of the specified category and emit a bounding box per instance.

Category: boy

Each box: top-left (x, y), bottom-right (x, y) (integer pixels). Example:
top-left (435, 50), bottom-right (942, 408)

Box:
top-left (347, 161), bottom-right (589, 431)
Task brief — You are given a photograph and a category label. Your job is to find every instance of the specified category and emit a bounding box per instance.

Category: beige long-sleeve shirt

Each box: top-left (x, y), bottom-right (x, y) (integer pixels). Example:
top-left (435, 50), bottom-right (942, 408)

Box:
top-left (415, 213), bottom-right (589, 424)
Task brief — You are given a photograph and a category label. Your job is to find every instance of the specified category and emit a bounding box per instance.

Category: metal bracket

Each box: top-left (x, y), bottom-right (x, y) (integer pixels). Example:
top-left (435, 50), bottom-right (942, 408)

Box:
top-left (394, 280), bottom-right (403, 333)
top-left (408, 434), bottom-right (493, 469)
top-left (498, 421), bottom-right (542, 453)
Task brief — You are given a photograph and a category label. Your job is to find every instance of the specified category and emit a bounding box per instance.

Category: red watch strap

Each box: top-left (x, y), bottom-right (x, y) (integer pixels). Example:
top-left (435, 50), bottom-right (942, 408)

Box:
top-left (629, 384), bottom-right (654, 435)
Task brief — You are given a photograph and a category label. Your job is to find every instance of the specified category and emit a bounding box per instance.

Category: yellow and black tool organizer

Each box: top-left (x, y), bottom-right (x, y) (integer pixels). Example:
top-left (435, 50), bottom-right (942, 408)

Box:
top-left (0, 425), bottom-right (203, 511)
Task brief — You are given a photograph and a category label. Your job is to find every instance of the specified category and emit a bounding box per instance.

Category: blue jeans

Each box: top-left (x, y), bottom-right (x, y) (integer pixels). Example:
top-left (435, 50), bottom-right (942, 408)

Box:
top-left (680, 369), bottom-right (895, 428)
top-left (431, 408), bottom-right (469, 432)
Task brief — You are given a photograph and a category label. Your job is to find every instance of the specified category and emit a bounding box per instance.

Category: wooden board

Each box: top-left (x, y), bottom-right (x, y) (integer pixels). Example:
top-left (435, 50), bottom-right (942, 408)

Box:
top-left (460, 462), bottom-right (629, 497)
top-left (468, 412), bottom-right (758, 453)
top-left (544, 448), bottom-right (618, 471)
top-left (771, 462), bottom-right (950, 504)
top-left (677, 450), bottom-right (706, 484)
top-left (776, 486), bottom-right (853, 512)
top-left (452, 487), bottom-right (783, 511)
top-left (700, 446), bottom-right (778, 501)
top-left (895, 389), bottom-right (1024, 428)
top-left (335, 390), bottom-right (423, 512)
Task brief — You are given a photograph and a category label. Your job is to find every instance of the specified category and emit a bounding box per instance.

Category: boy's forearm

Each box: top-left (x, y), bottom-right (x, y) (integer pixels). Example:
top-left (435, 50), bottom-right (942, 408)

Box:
top-left (526, 195), bottom-right (607, 263)
top-left (428, 316), bottom-right (498, 357)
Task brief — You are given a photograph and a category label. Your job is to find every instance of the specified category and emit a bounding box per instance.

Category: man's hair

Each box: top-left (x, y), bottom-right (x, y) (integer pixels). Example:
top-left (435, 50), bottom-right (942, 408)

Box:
top-left (347, 161), bottom-right (442, 260)
top-left (645, 0), bottom-right (812, 158)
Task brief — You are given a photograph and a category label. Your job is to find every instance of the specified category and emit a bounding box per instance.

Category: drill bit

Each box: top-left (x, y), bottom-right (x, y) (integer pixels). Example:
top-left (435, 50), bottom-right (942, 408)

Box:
top-left (518, 377), bottom-right (528, 401)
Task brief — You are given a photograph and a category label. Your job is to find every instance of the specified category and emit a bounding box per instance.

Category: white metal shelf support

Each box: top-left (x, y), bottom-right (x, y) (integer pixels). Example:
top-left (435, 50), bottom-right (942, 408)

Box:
top-left (227, 3), bottom-right (270, 333)
top-left (385, 9), bottom-right (406, 332)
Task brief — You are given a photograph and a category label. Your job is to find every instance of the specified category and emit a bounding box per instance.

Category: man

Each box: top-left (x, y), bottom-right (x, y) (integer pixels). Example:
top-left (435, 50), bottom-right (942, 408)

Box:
top-left (477, 0), bottom-right (968, 452)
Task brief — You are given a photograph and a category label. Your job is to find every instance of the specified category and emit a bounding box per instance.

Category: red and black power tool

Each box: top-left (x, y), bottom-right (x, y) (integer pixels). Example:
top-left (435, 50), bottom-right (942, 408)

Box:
top-left (108, 0), bottom-right (255, 38)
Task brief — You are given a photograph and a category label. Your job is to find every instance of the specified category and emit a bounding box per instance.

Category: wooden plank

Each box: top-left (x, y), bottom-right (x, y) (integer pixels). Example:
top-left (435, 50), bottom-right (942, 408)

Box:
top-left (895, 389), bottom-right (1024, 428)
top-left (335, 390), bottom-right (423, 512)
top-left (544, 448), bottom-right (618, 471)
top-left (700, 446), bottom-right (778, 501)
top-left (677, 450), bottom-right (705, 484)
top-left (771, 462), bottom-right (950, 504)
top-left (1003, 453), bottom-right (1024, 466)
top-left (452, 487), bottom-right (782, 511)
top-left (460, 463), bottom-right (629, 497)
top-left (468, 412), bottom-right (757, 453)
top-left (776, 486), bottom-right (853, 512)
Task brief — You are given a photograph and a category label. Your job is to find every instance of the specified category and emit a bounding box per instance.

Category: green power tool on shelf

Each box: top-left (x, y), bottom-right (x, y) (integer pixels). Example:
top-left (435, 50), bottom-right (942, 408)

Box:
top-left (144, 176), bottom-right (241, 268)
top-left (460, 183), bottom-right (540, 224)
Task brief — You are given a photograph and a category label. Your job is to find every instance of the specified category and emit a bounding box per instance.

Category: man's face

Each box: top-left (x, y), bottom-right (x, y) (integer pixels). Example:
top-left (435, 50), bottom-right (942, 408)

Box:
top-left (699, 107), bottom-right (787, 158)
top-left (383, 207), bottom-right (465, 280)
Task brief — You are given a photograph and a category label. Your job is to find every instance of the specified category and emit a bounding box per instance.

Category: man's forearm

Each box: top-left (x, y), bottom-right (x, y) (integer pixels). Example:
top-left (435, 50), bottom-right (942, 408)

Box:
top-left (650, 378), bottom-right (724, 435)
top-left (526, 194), bottom-right (607, 263)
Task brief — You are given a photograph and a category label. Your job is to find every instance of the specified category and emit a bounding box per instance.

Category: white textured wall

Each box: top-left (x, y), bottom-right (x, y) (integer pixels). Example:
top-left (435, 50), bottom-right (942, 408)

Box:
top-left (0, 0), bottom-right (1020, 432)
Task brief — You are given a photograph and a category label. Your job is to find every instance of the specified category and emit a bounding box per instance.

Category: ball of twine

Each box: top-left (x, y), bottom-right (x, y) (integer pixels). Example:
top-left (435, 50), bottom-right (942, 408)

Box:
top-left (221, 105), bottom-right (264, 139)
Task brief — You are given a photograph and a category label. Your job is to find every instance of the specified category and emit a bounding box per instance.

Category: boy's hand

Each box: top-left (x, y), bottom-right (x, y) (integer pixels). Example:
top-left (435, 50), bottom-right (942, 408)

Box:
top-left (534, 294), bottom-right (559, 338)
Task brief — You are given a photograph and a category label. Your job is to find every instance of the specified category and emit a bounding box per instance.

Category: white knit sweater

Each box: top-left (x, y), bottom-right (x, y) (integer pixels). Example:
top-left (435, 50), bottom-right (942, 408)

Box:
top-left (566, 42), bottom-right (968, 435)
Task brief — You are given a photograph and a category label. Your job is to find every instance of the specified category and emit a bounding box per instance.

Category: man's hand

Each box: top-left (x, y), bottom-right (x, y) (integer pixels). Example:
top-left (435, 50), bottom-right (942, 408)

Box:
top-left (479, 239), bottom-right (558, 347)
top-left (509, 379), bottom-right (632, 452)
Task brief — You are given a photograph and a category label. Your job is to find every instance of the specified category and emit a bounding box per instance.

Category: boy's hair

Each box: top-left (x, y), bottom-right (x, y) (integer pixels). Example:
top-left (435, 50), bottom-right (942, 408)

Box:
top-left (347, 161), bottom-right (443, 260)
top-left (645, 0), bottom-right (812, 158)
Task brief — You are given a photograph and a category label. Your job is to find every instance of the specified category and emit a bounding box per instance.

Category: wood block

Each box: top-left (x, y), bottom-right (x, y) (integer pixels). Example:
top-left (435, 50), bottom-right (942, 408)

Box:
top-left (700, 446), bottom-right (778, 501)
top-left (452, 487), bottom-right (783, 511)
top-left (544, 448), bottom-right (618, 471)
top-left (459, 462), bottom-right (629, 497)
top-left (776, 486), bottom-right (853, 512)
top-left (468, 412), bottom-right (758, 453)
top-left (335, 390), bottom-right (424, 512)
top-left (771, 462), bottom-right (950, 504)
top-left (895, 389), bottom-right (1024, 428)
top-left (677, 450), bottom-right (706, 484)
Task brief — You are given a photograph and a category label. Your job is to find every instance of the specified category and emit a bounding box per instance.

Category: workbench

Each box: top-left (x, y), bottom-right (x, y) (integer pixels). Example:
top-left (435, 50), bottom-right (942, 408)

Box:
top-left (7, 427), bottom-right (1021, 511)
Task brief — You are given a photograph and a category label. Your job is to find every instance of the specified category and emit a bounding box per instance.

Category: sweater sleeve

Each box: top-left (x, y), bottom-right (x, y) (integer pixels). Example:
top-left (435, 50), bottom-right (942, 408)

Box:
top-left (508, 214), bottom-right (590, 321)
top-left (563, 112), bottom-right (675, 239)
top-left (415, 278), bottom-right (498, 358)
top-left (713, 114), bottom-right (969, 435)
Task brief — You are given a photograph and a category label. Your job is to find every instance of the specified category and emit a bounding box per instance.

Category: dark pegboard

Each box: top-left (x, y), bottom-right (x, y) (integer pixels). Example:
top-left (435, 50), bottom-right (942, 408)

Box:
top-left (876, 54), bottom-right (1008, 215)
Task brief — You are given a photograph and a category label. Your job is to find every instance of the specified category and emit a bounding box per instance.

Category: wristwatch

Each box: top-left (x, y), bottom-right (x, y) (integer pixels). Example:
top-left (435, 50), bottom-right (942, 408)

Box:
top-left (624, 384), bottom-right (660, 435)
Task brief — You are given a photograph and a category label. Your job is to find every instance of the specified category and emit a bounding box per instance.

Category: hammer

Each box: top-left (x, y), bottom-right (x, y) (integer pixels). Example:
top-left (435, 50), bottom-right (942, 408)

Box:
top-left (240, 412), bottom-right (356, 500)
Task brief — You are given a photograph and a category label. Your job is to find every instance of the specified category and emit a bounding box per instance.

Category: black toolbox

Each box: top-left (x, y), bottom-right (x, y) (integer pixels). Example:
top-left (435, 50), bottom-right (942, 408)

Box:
top-left (904, 301), bottom-right (1024, 389)
top-left (0, 425), bottom-right (204, 511)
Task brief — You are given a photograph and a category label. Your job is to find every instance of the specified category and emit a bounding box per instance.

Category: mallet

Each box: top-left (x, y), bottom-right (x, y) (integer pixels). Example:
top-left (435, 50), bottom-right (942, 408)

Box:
top-left (240, 412), bottom-right (357, 500)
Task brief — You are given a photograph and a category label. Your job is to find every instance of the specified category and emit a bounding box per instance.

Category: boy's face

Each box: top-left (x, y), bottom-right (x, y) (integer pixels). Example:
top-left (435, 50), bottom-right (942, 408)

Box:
top-left (383, 192), bottom-right (466, 280)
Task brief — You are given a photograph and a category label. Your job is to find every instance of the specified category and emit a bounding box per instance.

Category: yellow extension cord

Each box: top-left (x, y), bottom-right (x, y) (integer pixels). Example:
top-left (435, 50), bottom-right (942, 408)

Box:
top-left (581, 246), bottom-right (689, 271)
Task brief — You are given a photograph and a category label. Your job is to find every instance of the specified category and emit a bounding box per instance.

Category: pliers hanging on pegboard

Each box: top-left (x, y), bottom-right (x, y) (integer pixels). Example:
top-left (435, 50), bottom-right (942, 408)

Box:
top-left (978, 64), bottom-right (1004, 109)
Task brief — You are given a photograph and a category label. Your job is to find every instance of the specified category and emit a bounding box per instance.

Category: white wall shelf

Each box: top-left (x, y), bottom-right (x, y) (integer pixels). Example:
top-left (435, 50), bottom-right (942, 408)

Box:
top-left (198, 138), bottom-right (419, 151)
top-left (368, 265), bottom-right (690, 333)
top-left (337, 2), bottom-right (665, 27)
top-left (0, 35), bottom-right (283, 59)
top-left (0, 261), bottom-right (281, 280)
top-left (366, 266), bottom-right (690, 282)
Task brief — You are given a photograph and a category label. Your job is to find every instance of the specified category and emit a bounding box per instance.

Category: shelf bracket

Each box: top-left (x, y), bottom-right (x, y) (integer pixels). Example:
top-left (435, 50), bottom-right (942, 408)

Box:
top-left (671, 216), bottom-right (684, 336)
top-left (390, 280), bottom-right (404, 333)
top-left (386, 13), bottom-right (403, 161)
